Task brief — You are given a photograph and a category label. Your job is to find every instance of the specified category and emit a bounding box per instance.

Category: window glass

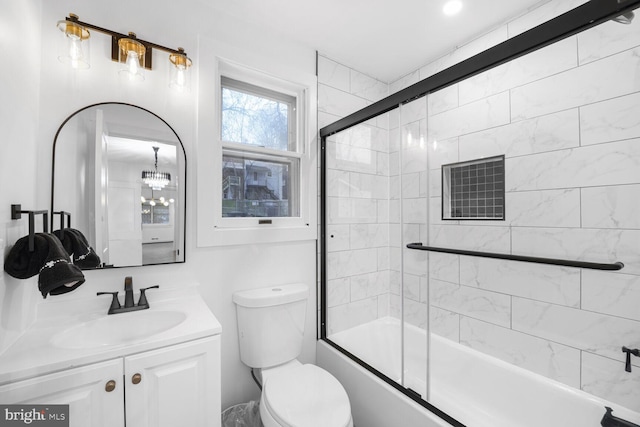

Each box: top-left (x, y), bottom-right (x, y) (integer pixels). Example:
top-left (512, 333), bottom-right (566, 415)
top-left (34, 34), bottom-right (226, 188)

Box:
top-left (222, 153), bottom-right (299, 218)
top-left (221, 77), bottom-right (296, 152)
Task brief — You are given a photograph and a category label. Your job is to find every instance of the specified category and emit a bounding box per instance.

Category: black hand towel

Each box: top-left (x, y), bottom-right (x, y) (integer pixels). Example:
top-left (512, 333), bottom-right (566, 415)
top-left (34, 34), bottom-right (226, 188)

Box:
top-left (4, 233), bottom-right (85, 298)
top-left (53, 228), bottom-right (101, 268)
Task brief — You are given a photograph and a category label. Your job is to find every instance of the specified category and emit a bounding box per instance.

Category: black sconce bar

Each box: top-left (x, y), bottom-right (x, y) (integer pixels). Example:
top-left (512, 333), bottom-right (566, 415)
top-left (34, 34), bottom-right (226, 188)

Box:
top-left (52, 211), bottom-right (71, 241)
top-left (63, 14), bottom-right (188, 71)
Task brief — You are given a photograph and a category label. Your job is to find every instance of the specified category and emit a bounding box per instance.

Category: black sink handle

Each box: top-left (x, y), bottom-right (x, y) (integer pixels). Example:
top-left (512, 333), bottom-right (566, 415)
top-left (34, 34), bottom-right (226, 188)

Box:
top-left (138, 285), bottom-right (160, 308)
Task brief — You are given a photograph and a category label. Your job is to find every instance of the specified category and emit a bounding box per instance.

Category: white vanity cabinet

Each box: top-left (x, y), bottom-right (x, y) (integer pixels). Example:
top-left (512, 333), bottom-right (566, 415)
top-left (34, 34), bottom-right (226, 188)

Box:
top-left (0, 358), bottom-right (125, 426)
top-left (0, 336), bottom-right (220, 427)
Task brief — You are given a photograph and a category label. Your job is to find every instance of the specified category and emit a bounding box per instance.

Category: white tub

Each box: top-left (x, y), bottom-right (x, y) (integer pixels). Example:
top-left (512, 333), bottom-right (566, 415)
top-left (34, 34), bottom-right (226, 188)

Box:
top-left (327, 317), bottom-right (640, 427)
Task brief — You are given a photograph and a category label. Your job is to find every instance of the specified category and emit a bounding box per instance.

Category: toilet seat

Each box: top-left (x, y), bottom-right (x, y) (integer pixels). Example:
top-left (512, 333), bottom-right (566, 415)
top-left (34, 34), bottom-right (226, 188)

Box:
top-left (262, 364), bottom-right (351, 427)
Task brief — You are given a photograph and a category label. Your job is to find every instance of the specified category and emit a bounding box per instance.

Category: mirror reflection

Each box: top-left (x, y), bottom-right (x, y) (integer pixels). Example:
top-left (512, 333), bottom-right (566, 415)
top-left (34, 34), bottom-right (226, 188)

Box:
top-left (52, 103), bottom-right (186, 268)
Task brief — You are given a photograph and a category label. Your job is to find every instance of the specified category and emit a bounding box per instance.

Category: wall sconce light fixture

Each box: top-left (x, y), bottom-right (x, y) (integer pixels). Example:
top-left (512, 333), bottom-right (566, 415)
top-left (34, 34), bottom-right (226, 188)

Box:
top-left (57, 14), bottom-right (193, 90)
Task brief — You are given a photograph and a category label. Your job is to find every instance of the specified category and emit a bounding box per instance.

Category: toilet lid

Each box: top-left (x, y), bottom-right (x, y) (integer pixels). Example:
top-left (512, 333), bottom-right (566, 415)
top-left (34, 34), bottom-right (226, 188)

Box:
top-left (263, 364), bottom-right (351, 427)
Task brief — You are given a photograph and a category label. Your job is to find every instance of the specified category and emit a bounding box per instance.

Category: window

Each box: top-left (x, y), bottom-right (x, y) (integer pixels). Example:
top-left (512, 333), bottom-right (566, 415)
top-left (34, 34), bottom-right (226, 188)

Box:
top-left (220, 74), bottom-right (302, 220)
top-left (442, 155), bottom-right (505, 220)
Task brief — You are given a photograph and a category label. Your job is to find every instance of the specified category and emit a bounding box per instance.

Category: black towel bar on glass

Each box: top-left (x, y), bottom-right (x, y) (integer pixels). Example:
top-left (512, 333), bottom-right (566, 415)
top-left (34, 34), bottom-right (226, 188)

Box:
top-left (406, 243), bottom-right (624, 271)
top-left (10, 204), bottom-right (49, 252)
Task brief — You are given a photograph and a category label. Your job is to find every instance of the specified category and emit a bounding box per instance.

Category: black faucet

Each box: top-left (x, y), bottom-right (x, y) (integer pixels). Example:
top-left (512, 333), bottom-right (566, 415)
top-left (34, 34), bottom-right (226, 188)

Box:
top-left (601, 407), bottom-right (640, 427)
top-left (97, 276), bottom-right (159, 315)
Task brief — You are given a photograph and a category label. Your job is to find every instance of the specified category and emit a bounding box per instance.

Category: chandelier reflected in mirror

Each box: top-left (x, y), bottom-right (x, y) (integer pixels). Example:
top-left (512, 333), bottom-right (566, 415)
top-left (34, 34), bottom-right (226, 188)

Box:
top-left (142, 146), bottom-right (171, 190)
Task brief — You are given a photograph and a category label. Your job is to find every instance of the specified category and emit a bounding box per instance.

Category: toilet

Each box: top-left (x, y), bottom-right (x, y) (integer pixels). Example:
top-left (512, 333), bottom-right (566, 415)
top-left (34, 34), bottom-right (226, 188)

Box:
top-left (233, 283), bottom-right (353, 427)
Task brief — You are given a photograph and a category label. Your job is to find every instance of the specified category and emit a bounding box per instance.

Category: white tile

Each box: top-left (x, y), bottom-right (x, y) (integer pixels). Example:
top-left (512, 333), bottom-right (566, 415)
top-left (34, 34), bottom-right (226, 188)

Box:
top-left (318, 83), bottom-right (368, 118)
top-left (327, 277), bottom-right (350, 307)
top-left (582, 351), bottom-right (640, 413)
top-left (327, 140), bottom-right (377, 174)
top-left (430, 306), bottom-right (460, 341)
top-left (460, 317), bottom-right (581, 388)
top-left (318, 56), bottom-right (350, 92)
top-left (428, 252), bottom-right (459, 284)
top-left (350, 224), bottom-right (389, 249)
top-left (351, 271), bottom-right (387, 300)
top-left (336, 123), bottom-right (387, 153)
top-left (350, 173), bottom-right (388, 200)
top-left (508, 0), bottom-right (589, 37)
top-left (403, 273), bottom-right (420, 302)
top-left (419, 171), bottom-right (429, 198)
top-left (327, 224), bottom-right (350, 252)
top-left (459, 37), bottom-right (577, 105)
top-left (582, 185), bottom-right (640, 230)
top-left (444, 26), bottom-right (509, 71)
top-left (402, 173), bottom-right (420, 199)
top-left (376, 152), bottom-right (389, 176)
top-left (402, 145), bottom-right (428, 174)
top-left (377, 293), bottom-right (390, 318)
top-left (376, 199), bottom-right (389, 224)
top-left (430, 224), bottom-right (511, 253)
top-left (506, 188), bottom-right (581, 228)
top-left (428, 137), bottom-right (458, 170)
top-left (458, 109), bottom-right (580, 161)
top-left (377, 247), bottom-right (390, 271)
top-left (429, 169), bottom-right (442, 197)
top-left (428, 84), bottom-right (458, 116)
top-left (351, 70), bottom-right (387, 102)
top-left (326, 248), bottom-right (379, 281)
top-left (459, 256), bottom-right (580, 307)
top-left (511, 47), bottom-right (640, 120)
top-left (429, 92), bottom-right (511, 141)
top-left (511, 227), bottom-right (640, 275)
top-left (582, 271), bottom-right (640, 321)
top-left (389, 70), bottom-right (419, 94)
top-left (506, 140), bottom-right (640, 192)
top-left (402, 198), bottom-right (427, 224)
top-left (580, 92), bottom-right (640, 146)
top-left (327, 197), bottom-right (377, 225)
top-left (319, 111), bottom-right (341, 129)
top-left (326, 169), bottom-right (350, 198)
top-left (404, 298), bottom-right (428, 329)
top-left (327, 297), bottom-right (378, 335)
top-left (403, 247), bottom-right (429, 277)
top-left (578, 19), bottom-right (640, 65)
top-left (430, 280), bottom-right (511, 327)
top-left (401, 97), bottom-right (427, 125)
top-left (512, 298), bottom-right (640, 365)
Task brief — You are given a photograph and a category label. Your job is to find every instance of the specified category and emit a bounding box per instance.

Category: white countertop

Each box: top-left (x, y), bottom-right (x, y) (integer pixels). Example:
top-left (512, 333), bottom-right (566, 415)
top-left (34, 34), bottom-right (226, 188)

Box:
top-left (0, 286), bottom-right (222, 385)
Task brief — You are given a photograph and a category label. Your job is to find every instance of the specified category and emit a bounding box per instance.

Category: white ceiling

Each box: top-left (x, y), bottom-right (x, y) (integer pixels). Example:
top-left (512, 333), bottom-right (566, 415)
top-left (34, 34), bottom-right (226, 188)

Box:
top-left (208, 0), bottom-right (550, 82)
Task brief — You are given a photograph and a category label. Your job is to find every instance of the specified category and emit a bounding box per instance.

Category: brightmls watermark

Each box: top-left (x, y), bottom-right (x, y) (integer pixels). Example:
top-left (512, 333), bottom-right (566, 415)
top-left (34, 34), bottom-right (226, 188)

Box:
top-left (0, 405), bottom-right (68, 426)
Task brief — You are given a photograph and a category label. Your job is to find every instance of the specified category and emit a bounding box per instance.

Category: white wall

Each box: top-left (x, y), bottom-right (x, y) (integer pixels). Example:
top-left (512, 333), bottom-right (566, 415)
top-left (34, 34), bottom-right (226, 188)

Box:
top-left (1, 0), bottom-right (317, 410)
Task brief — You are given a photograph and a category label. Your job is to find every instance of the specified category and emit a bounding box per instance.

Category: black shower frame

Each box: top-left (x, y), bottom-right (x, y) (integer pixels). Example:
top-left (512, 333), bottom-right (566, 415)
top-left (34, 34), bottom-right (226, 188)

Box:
top-left (319, 1), bottom-right (640, 426)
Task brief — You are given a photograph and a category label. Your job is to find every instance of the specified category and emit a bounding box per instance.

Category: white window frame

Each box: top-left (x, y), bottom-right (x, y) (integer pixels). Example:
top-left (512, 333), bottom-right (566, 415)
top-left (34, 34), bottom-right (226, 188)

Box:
top-left (196, 53), bottom-right (317, 247)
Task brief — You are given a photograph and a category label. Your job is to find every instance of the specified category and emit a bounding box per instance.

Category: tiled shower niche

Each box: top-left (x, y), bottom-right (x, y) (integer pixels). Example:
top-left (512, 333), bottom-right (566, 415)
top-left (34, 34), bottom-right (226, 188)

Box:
top-left (442, 155), bottom-right (505, 220)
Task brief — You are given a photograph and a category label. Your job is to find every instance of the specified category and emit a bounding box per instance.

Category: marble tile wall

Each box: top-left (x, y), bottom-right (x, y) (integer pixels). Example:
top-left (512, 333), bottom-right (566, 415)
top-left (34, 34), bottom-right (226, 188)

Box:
top-left (319, 55), bottom-right (392, 335)
top-left (416, 10), bottom-right (640, 413)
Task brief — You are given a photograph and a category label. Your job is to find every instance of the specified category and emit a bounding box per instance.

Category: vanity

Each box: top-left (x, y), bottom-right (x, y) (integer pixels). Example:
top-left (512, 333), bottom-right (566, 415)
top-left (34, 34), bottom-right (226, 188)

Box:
top-left (0, 286), bottom-right (222, 427)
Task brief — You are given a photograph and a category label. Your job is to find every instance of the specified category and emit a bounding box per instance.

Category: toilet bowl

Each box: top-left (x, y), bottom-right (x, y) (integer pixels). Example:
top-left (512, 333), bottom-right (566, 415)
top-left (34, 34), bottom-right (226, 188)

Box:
top-left (258, 360), bottom-right (352, 427)
top-left (233, 284), bottom-right (353, 427)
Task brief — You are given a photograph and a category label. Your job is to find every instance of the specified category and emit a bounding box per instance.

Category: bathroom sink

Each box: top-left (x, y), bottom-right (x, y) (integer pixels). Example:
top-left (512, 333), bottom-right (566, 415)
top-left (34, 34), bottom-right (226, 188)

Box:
top-left (51, 310), bottom-right (187, 349)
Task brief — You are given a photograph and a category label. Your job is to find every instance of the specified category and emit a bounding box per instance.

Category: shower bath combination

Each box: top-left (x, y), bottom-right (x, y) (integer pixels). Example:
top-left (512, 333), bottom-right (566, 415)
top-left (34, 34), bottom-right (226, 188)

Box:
top-left (319, 1), bottom-right (640, 426)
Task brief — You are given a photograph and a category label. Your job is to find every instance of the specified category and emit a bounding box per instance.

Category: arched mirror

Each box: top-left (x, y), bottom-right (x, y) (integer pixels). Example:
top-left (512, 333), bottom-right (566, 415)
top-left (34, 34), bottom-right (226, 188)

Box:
top-left (51, 103), bottom-right (186, 269)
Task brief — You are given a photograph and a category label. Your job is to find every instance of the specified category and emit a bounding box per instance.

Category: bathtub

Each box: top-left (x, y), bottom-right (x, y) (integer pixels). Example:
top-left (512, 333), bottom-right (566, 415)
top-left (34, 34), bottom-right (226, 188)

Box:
top-left (324, 317), bottom-right (640, 427)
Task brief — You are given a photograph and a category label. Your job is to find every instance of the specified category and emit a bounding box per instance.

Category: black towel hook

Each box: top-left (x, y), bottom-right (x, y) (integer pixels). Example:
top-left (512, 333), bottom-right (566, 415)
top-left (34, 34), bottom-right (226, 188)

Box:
top-left (10, 204), bottom-right (49, 252)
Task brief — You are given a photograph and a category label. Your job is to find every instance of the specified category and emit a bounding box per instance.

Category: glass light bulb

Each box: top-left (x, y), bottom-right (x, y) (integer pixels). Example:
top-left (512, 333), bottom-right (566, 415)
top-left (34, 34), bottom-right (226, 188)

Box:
top-left (149, 200), bottom-right (156, 206)
top-left (159, 196), bottom-right (165, 203)
top-left (141, 196), bottom-right (146, 203)
top-left (126, 51), bottom-right (139, 78)
top-left (163, 202), bottom-right (169, 207)
top-left (169, 198), bottom-right (175, 203)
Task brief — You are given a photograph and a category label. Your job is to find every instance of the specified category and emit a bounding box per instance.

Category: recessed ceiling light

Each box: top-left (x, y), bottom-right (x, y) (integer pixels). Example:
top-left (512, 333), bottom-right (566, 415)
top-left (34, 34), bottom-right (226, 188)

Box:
top-left (443, 0), bottom-right (463, 16)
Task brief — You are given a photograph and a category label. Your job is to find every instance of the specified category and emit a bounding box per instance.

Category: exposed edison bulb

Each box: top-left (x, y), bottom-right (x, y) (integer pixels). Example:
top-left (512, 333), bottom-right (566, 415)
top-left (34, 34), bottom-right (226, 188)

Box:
top-left (159, 196), bottom-right (165, 203)
top-left (163, 202), bottom-right (170, 207)
top-left (149, 200), bottom-right (156, 206)
top-left (169, 48), bottom-right (192, 91)
top-left (57, 16), bottom-right (90, 69)
top-left (140, 196), bottom-right (146, 203)
top-left (169, 198), bottom-right (175, 204)
top-left (118, 35), bottom-right (145, 81)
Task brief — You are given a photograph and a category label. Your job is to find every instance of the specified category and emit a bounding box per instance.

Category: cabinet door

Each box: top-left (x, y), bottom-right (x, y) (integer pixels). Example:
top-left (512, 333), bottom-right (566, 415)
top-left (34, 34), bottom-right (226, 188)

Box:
top-left (0, 359), bottom-right (124, 427)
top-left (124, 336), bottom-right (221, 427)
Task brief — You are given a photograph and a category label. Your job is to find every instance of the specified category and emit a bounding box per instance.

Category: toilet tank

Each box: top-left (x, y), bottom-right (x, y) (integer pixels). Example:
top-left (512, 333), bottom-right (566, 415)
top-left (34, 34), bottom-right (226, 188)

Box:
top-left (233, 284), bottom-right (308, 369)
